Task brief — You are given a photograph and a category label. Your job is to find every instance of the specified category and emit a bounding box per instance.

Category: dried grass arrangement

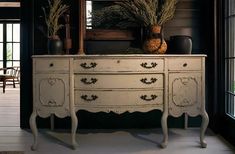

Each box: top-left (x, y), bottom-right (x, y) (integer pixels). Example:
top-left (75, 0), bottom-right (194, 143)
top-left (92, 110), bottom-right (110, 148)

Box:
top-left (92, 0), bottom-right (178, 28)
top-left (42, 0), bottom-right (69, 39)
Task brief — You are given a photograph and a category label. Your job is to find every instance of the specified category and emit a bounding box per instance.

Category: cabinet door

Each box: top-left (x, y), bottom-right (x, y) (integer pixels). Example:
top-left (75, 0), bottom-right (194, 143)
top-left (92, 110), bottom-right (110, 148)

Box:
top-left (33, 74), bottom-right (70, 118)
top-left (168, 73), bottom-right (202, 117)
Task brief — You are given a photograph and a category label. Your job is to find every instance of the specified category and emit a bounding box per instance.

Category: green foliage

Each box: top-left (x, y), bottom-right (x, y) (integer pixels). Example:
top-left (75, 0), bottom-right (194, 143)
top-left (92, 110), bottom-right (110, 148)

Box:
top-left (233, 81), bottom-right (235, 93)
top-left (6, 44), bottom-right (12, 60)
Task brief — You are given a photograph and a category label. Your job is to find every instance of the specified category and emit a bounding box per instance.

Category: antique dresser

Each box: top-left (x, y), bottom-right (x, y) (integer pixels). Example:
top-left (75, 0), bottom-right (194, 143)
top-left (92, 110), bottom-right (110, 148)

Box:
top-left (30, 54), bottom-right (209, 150)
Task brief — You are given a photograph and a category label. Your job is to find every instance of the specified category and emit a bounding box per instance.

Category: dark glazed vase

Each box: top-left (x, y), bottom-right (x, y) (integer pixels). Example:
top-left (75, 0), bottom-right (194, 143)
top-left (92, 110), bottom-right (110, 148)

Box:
top-left (48, 39), bottom-right (63, 55)
top-left (169, 35), bottom-right (192, 54)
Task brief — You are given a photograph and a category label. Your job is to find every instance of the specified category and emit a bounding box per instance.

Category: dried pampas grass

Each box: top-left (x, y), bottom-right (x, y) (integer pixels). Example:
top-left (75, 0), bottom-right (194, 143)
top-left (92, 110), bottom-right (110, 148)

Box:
top-left (42, 0), bottom-right (69, 38)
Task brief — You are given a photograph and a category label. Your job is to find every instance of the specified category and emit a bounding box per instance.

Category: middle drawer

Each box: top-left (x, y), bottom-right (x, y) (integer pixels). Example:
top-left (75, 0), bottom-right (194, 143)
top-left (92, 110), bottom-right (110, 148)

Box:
top-left (74, 74), bottom-right (163, 89)
top-left (74, 90), bottom-right (163, 106)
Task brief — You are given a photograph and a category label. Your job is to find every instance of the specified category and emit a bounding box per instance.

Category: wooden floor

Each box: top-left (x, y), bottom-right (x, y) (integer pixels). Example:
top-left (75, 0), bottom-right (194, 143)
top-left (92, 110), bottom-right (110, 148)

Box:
top-left (0, 87), bottom-right (235, 154)
top-left (0, 85), bottom-right (20, 127)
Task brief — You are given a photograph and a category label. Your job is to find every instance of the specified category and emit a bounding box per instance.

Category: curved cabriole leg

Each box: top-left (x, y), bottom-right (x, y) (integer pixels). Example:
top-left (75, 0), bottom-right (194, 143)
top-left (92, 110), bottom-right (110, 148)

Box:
top-left (71, 111), bottom-right (78, 150)
top-left (160, 111), bottom-right (168, 148)
top-left (29, 111), bottom-right (38, 151)
top-left (200, 111), bottom-right (209, 148)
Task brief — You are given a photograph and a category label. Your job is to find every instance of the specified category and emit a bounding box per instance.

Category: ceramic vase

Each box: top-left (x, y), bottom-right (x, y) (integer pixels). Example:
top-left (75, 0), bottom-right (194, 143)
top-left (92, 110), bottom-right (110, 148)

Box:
top-left (143, 25), bottom-right (167, 54)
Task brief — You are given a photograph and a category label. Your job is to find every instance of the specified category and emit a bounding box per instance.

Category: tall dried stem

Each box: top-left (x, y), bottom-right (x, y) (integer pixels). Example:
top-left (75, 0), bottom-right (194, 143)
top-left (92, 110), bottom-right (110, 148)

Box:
top-left (42, 0), bottom-right (69, 39)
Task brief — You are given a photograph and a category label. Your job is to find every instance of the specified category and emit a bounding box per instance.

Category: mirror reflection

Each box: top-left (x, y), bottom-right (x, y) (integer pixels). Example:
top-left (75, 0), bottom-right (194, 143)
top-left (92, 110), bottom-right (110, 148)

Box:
top-left (86, 0), bottom-right (130, 29)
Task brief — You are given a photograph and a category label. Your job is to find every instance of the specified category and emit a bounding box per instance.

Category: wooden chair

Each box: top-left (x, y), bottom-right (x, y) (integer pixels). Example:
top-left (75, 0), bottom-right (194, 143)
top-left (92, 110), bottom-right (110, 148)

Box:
top-left (0, 66), bottom-right (20, 93)
top-left (7, 66), bottom-right (20, 87)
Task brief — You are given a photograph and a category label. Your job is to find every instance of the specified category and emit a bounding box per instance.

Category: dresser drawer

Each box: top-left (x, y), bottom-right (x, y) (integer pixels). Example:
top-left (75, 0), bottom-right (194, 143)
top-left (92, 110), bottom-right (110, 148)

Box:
top-left (74, 58), bottom-right (164, 72)
top-left (74, 90), bottom-right (163, 106)
top-left (34, 58), bottom-right (70, 72)
top-left (74, 74), bottom-right (163, 89)
top-left (168, 58), bottom-right (202, 71)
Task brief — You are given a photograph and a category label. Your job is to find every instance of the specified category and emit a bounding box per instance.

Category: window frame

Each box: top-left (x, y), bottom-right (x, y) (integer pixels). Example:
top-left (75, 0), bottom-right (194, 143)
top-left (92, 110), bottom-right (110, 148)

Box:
top-left (224, 0), bottom-right (235, 118)
top-left (0, 20), bottom-right (20, 68)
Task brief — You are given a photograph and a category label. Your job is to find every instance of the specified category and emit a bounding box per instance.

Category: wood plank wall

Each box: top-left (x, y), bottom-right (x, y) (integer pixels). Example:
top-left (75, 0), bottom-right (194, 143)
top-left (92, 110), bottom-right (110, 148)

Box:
top-left (164, 0), bottom-right (205, 53)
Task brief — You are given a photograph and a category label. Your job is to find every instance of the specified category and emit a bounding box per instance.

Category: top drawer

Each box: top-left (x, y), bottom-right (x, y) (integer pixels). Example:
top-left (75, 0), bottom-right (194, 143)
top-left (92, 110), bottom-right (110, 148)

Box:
top-left (74, 58), bottom-right (164, 72)
top-left (168, 58), bottom-right (202, 71)
top-left (34, 58), bottom-right (70, 72)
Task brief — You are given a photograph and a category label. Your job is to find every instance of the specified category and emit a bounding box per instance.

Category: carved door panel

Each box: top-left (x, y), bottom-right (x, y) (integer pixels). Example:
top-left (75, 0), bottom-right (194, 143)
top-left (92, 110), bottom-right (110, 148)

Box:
top-left (33, 74), bottom-right (70, 118)
top-left (168, 73), bottom-right (202, 117)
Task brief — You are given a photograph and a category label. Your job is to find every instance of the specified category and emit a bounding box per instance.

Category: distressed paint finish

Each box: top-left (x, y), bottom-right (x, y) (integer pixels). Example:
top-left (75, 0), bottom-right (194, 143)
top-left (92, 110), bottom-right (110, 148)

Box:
top-left (30, 54), bottom-right (208, 150)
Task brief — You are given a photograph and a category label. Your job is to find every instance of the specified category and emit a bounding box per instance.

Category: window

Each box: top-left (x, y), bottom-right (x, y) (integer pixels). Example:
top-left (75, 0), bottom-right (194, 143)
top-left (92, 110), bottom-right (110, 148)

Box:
top-left (225, 0), bottom-right (235, 117)
top-left (0, 22), bottom-right (20, 68)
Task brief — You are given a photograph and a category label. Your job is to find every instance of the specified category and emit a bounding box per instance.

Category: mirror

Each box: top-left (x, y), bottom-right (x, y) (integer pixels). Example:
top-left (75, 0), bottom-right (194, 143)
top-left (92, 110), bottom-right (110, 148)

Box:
top-left (85, 0), bottom-right (120, 29)
top-left (85, 0), bottom-right (135, 40)
top-left (78, 0), bottom-right (138, 54)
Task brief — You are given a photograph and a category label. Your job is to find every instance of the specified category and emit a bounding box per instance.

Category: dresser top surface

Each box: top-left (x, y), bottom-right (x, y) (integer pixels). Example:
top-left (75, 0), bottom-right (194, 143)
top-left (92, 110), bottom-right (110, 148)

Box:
top-left (32, 54), bottom-right (207, 58)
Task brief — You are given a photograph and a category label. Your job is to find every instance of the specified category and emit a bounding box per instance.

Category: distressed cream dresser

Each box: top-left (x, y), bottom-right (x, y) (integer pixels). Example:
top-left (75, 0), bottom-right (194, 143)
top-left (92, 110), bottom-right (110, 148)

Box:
top-left (30, 54), bottom-right (209, 150)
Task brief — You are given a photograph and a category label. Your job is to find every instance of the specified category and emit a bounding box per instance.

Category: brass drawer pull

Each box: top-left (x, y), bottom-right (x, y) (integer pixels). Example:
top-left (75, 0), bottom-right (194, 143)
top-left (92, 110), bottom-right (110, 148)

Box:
top-left (140, 95), bottom-right (158, 101)
top-left (80, 62), bottom-right (97, 69)
top-left (183, 63), bottom-right (188, 67)
top-left (140, 62), bottom-right (158, 69)
top-left (140, 78), bottom-right (158, 84)
top-left (81, 78), bottom-right (97, 84)
top-left (81, 95), bottom-right (98, 102)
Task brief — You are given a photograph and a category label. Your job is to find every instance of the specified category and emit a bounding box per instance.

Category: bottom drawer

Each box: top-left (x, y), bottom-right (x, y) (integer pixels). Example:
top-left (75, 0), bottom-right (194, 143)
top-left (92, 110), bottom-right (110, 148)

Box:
top-left (74, 90), bottom-right (163, 106)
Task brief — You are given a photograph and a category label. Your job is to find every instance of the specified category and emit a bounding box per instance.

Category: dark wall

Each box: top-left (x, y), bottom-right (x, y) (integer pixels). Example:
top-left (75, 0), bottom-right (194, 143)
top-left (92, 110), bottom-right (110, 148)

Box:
top-left (0, 7), bottom-right (20, 19)
top-left (33, 0), bottom-right (79, 55)
top-left (20, 0), bottom-right (34, 129)
top-left (20, 0), bottom-right (215, 129)
top-left (165, 0), bottom-right (206, 53)
top-left (86, 0), bottom-right (208, 54)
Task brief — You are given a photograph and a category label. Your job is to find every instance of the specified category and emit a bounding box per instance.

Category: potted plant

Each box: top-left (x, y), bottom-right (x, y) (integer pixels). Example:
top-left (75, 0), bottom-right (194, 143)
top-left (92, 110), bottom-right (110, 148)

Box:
top-left (42, 0), bottom-right (69, 54)
top-left (92, 0), bottom-right (178, 54)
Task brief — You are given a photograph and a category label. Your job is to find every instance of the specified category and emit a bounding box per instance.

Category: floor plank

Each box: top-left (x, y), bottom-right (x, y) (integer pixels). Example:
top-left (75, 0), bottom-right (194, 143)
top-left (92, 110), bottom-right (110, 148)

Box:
top-left (0, 128), bottom-right (234, 154)
top-left (0, 86), bottom-right (20, 127)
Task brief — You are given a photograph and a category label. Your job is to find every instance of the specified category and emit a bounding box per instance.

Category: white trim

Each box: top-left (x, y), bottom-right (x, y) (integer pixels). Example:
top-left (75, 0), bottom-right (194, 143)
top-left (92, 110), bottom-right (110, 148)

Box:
top-left (0, 2), bottom-right (20, 7)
